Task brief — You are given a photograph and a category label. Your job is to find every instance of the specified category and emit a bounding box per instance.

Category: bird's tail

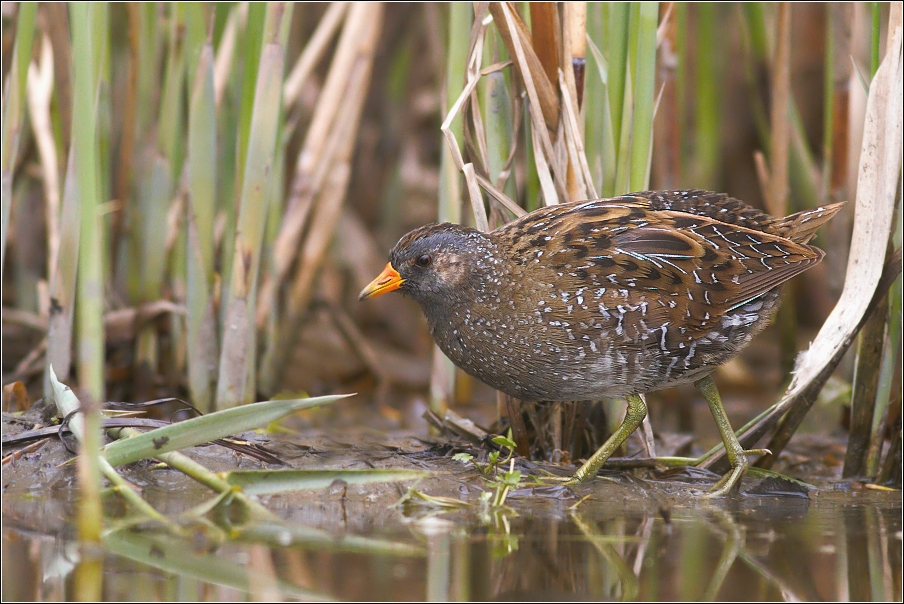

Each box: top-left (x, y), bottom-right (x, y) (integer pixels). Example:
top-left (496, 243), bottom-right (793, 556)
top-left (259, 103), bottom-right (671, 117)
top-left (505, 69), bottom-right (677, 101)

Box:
top-left (774, 201), bottom-right (846, 244)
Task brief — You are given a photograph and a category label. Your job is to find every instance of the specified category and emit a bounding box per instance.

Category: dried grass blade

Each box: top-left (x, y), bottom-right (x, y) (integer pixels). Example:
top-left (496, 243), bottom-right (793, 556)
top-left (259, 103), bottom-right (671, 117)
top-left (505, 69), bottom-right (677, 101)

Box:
top-left (440, 34), bottom-right (488, 175)
top-left (559, 70), bottom-right (597, 199)
top-left (476, 173), bottom-right (527, 218)
top-left (26, 37), bottom-right (61, 275)
top-left (259, 3), bottom-right (373, 329)
top-left (260, 5), bottom-right (382, 391)
top-left (464, 163), bottom-right (490, 232)
top-left (530, 121), bottom-right (560, 206)
top-left (44, 152), bottom-right (79, 396)
top-left (283, 2), bottom-right (349, 109)
top-left (490, 2), bottom-right (560, 134)
top-left (495, 2), bottom-right (563, 204)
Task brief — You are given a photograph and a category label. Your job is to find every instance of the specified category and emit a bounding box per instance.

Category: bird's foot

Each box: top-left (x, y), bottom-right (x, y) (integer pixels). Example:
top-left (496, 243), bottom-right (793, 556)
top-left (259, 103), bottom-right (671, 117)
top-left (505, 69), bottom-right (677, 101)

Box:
top-left (703, 448), bottom-right (771, 498)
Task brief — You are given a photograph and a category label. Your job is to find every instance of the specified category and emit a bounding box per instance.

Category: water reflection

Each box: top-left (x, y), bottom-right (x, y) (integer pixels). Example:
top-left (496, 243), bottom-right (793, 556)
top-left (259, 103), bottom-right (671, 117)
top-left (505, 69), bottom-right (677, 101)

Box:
top-left (2, 490), bottom-right (900, 601)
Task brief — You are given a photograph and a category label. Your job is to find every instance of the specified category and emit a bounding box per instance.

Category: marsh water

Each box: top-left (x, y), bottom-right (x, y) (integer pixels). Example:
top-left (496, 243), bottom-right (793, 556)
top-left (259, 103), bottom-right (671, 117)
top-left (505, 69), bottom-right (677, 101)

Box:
top-left (2, 432), bottom-right (901, 602)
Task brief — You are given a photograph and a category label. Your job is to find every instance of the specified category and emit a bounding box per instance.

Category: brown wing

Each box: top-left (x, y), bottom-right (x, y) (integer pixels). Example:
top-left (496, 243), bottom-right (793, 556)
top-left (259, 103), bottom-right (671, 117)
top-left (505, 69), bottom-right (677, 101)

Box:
top-left (499, 199), bottom-right (823, 340)
top-left (612, 213), bottom-right (822, 333)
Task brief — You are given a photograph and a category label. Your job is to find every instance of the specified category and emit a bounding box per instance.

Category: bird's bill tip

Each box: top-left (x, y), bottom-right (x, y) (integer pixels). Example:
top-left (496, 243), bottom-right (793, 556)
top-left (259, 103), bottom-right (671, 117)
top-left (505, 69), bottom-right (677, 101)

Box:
top-left (358, 263), bottom-right (404, 301)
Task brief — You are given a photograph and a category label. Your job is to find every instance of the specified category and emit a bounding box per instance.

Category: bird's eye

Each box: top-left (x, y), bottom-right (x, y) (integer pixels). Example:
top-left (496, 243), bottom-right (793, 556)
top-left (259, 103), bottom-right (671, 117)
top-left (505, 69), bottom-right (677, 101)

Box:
top-left (416, 254), bottom-right (432, 267)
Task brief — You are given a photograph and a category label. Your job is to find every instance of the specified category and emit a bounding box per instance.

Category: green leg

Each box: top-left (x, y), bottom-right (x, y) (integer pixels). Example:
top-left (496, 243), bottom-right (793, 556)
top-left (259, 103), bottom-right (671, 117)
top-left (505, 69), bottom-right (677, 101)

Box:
top-left (570, 393), bottom-right (647, 483)
top-left (695, 374), bottom-right (770, 497)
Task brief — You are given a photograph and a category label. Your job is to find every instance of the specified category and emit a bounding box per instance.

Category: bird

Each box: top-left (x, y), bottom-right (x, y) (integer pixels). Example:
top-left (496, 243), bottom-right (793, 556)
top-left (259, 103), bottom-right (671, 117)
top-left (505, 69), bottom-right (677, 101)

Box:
top-left (359, 189), bottom-right (844, 496)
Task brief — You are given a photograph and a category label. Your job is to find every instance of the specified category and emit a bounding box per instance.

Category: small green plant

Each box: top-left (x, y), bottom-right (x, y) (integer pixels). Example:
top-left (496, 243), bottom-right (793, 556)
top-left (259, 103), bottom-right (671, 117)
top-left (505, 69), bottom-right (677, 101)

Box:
top-left (452, 433), bottom-right (518, 476)
top-left (452, 432), bottom-right (523, 508)
top-left (480, 460), bottom-right (522, 508)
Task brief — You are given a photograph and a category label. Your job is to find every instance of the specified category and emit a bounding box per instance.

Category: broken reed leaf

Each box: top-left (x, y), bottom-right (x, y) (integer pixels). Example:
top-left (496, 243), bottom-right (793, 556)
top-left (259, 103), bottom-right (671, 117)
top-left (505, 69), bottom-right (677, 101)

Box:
top-left (744, 467), bottom-right (816, 491)
top-left (48, 365), bottom-right (85, 440)
top-left (223, 468), bottom-right (430, 495)
top-left (48, 366), bottom-right (169, 523)
top-left (103, 394), bottom-right (352, 467)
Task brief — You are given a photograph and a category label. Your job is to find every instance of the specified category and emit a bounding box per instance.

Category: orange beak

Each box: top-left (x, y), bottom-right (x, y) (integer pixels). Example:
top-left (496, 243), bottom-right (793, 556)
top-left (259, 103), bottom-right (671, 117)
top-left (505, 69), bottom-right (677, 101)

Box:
top-left (358, 263), bottom-right (404, 300)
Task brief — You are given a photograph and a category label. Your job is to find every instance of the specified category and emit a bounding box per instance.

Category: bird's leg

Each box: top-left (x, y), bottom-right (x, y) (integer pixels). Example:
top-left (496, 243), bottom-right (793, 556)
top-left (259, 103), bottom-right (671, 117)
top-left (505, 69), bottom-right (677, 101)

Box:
top-left (694, 374), bottom-right (769, 497)
top-left (569, 393), bottom-right (647, 483)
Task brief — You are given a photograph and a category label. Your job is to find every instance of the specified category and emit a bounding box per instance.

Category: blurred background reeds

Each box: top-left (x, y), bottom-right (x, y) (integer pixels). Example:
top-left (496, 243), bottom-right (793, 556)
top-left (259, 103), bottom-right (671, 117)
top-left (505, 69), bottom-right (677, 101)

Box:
top-left (2, 2), bottom-right (901, 482)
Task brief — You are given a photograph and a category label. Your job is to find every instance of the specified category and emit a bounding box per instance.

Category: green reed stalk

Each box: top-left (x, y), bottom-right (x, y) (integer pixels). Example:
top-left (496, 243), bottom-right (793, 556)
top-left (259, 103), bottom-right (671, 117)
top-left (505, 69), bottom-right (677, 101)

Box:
top-left (523, 102), bottom-right (541, 210)
top-left (482, 28), bottom-right (515, 215)
top-left (584, 3), bottom-right (605, 191)
top-left (158, 5), bottom-right (186, 178)
top-left (186, 40), bottom-right (218, 412)
top-left (674, 4), bottom-right (688, 185)
top-left (629, 2), bottom-right (659, 192)
top-left (90, 2), bottom-right (111, 217)
top-left (693, 3), bottom-right (720, 189)
top-left (234, 3), bottom-right (267, 199)
top-left (866, 291), bottom-right (899, 477)
top-left (136, 4), bottom-right (161, 135)
top-left (585, 17), bottom-right (617, 198)
top-left (129, 6), bottom-right (184, 390)
top-left (217, 2), bottom-right (292, 408)
top-left (612, 4), bottom-right (636, 195)
top-left (64, 8), bottom-right (106, 590)
top-left (607, 3), bottom-right (630, 168)
top-left (219, 4), bottom-right (267, 315)
top-left (183, 3), bottom-right (207, 94)
top-left (1, 2), bottom-right (36, 270)
top-left (70, 2), bottom-right (105, 400)
top-left (432, 2), bottom-right (471, 417)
